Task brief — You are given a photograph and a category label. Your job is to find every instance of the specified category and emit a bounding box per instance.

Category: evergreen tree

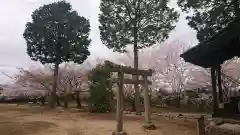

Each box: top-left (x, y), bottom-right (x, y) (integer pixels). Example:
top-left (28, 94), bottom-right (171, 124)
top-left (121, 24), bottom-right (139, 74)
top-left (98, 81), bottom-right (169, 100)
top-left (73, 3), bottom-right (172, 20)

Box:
top-left (23, 1), bottom-right (91, 108)
top-left (178, 0), bottom-right (240, 42)
top-left (88, 64), bottom-right (114, 113)
top-left (99, 0), bottom-right (179, 114)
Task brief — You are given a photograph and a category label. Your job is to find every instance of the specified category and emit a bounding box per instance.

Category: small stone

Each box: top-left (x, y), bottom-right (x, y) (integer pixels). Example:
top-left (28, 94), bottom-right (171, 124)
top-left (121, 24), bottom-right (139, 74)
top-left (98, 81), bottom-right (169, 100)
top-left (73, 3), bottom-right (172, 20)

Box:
top-left (178, 113), bottom-right (183, 117)
top-left (143, 123), bottom-right (157, 130)
top-left (209, 121), bottom-right (216, 126)
top-left (112, 131), bottom-right (128, 135)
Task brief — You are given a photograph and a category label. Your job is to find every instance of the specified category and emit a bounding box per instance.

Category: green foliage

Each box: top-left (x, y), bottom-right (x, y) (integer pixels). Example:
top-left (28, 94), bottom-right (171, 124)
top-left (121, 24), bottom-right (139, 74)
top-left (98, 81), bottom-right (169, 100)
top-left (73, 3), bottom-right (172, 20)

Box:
top-left (99, 0), bottom-right (179, 52)
top-left (177, 0), bottom-right (240, 42)
top-left (88, 64), bottom-right (114, 113)
top-left (23, 1), bottom-right (91, 64)
top-left (99, 0), bottom-right (179, 113)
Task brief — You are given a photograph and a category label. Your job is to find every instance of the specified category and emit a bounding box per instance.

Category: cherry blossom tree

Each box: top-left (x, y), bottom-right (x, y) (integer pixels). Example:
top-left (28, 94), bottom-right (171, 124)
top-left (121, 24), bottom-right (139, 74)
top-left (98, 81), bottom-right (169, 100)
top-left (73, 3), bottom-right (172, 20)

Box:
top-left (115, 40), bottom-right (213, 108)
top-left (11, 63), bottom-right (89, 107)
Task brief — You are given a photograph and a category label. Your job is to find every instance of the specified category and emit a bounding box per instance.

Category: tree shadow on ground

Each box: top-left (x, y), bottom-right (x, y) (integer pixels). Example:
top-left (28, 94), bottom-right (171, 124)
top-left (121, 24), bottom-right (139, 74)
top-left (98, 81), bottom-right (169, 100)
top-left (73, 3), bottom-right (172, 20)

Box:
top-left (0, 116), bottom-right (56, 135)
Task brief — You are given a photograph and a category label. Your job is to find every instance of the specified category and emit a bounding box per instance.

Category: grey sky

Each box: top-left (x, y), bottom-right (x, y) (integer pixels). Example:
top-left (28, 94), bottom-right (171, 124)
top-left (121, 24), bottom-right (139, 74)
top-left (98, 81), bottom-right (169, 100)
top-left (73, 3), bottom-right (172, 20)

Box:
top-left (0, 0), bottom-right (197, 83)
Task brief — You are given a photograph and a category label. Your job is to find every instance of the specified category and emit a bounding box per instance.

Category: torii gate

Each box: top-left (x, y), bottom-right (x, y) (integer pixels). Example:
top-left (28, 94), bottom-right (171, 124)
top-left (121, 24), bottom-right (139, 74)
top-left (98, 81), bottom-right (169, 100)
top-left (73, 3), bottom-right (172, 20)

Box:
top-left (102, 61), bottom-right (156, 135)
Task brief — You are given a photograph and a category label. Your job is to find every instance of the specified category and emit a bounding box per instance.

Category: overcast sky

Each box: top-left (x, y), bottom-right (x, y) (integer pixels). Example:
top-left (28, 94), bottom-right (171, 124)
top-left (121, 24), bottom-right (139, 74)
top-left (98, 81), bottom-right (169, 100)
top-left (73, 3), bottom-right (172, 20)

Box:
top-left (0, 0), bottom-right (197, 83)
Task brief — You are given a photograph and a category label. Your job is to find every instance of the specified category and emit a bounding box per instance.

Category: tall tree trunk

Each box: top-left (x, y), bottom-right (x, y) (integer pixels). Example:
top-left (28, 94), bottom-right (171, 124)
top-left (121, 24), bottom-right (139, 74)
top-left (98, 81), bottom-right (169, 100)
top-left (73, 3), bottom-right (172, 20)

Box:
top-left (176, 91), bottom-right (181, 108)
top-left (63, 84), bottom-right (71, 108)
top-left (133, 26), bottom-right (141, 115)
top-left (75, 92), bottom-right (82, 108)
top-left (40, 96), bottom-right (45, 106)
top-left (63, 94), bottom-right (69, 108)
top-left (131, 99), bottom-right (136, 112)
top-left (49, 60), bottom-right (60, 109)
top-left (56, 95), bottom-right (61, 106)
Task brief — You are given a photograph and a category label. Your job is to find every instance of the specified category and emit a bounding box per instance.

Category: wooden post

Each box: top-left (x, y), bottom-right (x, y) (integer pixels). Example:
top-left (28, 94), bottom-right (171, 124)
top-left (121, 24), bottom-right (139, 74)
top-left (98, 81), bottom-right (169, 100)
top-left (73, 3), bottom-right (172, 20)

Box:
top-left (217, 65), bottom-right (223, 103)
top-left (211, 67), bottom-right (218, 116)
top-left (143, 75), bottom-right (151, 123)
top-left (142, 75), bottom-right (156, 130)
top-left (197, 116), bottom-right (205, 135)
top-left (113, 72), bottom-right (127, 135)
top-left (116, 71), bottom-right (124, 132)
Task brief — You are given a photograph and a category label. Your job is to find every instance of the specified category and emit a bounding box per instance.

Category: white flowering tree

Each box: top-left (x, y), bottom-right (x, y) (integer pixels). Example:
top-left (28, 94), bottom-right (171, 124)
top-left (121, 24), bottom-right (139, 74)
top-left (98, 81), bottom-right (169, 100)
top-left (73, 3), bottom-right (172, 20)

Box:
top-left (114, 40), bottom-right (219, 110)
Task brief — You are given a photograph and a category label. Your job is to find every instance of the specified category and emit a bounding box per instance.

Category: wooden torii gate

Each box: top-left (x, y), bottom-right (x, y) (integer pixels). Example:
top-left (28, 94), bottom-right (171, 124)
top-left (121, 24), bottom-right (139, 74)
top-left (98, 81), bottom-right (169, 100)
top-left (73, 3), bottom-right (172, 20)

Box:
top-left (103, 61), bottom-right (156, 135)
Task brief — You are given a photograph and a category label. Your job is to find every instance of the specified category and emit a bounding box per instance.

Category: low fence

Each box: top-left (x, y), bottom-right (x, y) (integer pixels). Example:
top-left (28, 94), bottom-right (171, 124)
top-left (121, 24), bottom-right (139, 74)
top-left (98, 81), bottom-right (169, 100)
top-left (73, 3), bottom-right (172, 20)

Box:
top-left (150, 96), bottom-right (213, 113)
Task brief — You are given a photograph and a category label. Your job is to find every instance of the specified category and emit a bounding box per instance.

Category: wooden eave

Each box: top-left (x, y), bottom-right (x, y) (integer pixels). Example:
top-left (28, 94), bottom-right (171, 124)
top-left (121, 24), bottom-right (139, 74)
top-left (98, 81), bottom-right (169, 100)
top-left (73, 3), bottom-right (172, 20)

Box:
top-left (180, 18), bottom-right (240, 68)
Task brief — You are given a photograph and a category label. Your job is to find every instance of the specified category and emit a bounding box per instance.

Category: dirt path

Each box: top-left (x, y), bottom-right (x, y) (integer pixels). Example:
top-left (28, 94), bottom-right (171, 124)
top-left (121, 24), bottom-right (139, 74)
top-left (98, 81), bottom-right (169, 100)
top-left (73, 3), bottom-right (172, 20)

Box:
top-left (0, 104), bottom-right (197, 135)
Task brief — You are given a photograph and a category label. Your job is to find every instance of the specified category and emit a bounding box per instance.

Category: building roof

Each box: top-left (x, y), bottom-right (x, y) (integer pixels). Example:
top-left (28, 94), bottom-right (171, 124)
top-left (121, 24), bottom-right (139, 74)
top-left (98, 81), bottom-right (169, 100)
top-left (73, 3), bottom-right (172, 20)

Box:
top-left (180, 18), bottom-right (240, 68)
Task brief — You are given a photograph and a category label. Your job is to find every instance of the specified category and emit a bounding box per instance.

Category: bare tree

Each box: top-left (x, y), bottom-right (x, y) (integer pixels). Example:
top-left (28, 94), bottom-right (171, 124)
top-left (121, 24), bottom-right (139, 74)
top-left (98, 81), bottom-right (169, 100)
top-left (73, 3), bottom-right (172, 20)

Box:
top-left (11, 63), bottom-right (89, 107)
top-left (8, 67), bottom-right (52, 105)
top-left (14, 68), bottom-right (52, 91)
top-left (57, 63), bottom-right (89, 108)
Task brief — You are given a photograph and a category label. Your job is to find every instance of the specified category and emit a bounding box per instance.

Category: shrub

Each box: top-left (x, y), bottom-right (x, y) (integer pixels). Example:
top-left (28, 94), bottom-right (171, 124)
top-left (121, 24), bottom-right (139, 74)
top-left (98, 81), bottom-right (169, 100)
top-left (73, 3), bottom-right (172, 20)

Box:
top-left (88, 63), bottom-right (114, 113)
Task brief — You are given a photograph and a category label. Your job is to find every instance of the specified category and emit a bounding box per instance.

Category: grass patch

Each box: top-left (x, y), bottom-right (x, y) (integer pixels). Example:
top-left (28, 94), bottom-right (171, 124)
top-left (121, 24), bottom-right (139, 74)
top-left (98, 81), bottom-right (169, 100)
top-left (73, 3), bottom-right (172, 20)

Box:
top-left (0, 117), bottom-right (56, 135)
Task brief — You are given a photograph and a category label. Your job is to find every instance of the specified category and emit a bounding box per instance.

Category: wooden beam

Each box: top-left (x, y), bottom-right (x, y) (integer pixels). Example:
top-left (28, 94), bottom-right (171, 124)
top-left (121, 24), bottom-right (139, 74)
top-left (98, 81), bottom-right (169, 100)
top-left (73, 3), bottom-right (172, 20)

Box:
top-left (211, 67), bottom-right (218, 115)
top-left (112, 78), bottom-right (152, 85)
top-left (104, 61), bottom-right (154, 76)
